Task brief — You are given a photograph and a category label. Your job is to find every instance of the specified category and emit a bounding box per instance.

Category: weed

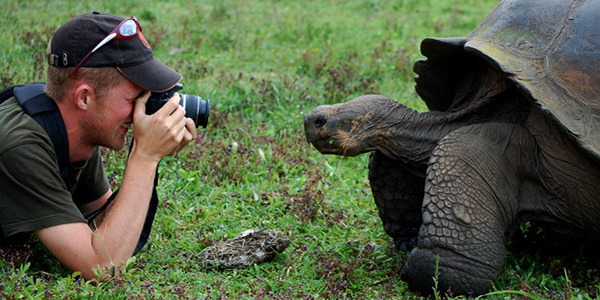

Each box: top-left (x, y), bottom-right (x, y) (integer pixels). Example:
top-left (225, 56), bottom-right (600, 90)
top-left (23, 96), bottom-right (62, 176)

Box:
top-left (433, 254), bottom-right (441, 300)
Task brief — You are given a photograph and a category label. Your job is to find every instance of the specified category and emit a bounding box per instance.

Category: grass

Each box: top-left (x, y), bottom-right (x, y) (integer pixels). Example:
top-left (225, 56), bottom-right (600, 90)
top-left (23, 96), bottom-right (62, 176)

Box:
top-left (1, 0), bottom-right (599, 299)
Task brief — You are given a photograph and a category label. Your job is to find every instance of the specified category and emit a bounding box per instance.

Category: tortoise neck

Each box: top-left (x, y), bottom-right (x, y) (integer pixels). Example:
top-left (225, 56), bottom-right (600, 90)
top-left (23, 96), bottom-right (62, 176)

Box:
top-left (371, 104), bottom-right (468, 174)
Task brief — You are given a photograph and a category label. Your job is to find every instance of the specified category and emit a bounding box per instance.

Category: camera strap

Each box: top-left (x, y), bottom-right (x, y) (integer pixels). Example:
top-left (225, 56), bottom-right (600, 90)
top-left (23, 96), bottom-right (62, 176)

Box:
top-left (85, 141), bottom-right (160, 254)
top-left (84, 170), bottom-right (159, 254)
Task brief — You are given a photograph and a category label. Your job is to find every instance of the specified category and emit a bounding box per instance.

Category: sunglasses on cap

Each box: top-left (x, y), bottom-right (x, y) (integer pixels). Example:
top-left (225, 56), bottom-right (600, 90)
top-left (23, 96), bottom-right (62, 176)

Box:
top-left (69, 16), bottom-right (142, 77)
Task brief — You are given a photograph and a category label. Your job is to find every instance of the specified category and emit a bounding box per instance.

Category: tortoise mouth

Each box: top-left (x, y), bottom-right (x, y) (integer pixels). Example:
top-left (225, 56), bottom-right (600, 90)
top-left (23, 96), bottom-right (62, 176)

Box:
top-left (307, 138), bottom-right (343, 155)
top-left (307, 133), bottom-right (365, 157)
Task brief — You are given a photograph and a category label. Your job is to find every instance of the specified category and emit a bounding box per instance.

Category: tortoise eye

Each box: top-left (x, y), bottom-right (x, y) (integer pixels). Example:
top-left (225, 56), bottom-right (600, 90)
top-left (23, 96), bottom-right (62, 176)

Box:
top-left (315, 117), bottom-right (327, 128)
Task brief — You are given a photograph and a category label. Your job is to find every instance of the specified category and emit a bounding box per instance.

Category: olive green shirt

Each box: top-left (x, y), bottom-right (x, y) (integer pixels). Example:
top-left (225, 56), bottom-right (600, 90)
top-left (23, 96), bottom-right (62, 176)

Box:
top-left (0, 97), bottom-right (109, 244)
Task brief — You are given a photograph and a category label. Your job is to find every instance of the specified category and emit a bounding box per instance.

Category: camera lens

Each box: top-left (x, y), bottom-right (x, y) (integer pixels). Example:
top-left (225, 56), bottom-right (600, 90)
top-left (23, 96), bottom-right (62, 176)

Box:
top-left (180, 94), bottom-right (210, 128)
top-left (145, 84), bottom-right (210, 128)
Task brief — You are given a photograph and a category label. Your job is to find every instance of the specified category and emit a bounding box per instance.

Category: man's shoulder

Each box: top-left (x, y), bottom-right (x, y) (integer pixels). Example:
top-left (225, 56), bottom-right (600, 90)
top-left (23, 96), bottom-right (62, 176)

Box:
top-left (0, 97), bottom-right (52, 152)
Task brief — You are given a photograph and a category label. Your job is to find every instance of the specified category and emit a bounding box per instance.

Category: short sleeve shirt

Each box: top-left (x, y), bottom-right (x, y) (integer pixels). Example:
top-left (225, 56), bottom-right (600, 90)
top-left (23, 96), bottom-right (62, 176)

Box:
top-left (0, 97), bottom-right (110, 243)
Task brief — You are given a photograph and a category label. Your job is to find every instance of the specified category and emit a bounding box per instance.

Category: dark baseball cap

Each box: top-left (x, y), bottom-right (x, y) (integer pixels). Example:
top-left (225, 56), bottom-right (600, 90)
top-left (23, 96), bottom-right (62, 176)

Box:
top-left (48, 11), bottom-right (181, 92)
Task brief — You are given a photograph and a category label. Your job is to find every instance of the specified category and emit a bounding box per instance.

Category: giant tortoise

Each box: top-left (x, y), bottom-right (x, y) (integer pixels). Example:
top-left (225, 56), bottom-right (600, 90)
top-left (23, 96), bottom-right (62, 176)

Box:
top-left (303, 0), bottom-right (600, 296)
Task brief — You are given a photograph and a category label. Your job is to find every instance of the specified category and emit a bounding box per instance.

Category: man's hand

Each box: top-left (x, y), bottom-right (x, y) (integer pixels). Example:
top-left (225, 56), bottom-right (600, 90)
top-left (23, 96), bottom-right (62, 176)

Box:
top-left (132, 91), bottom-right (197, 162)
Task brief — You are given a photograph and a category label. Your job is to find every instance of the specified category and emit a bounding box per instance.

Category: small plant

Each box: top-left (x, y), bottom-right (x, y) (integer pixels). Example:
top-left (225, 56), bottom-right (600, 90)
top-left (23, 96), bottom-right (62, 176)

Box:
top-left (433, 254), bottom-right (441, 300)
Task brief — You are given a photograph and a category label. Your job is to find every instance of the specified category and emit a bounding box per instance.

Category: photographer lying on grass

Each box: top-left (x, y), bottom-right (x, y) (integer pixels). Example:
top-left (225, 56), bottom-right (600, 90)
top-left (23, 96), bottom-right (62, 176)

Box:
top-left (0, 12), bottom-right (197, 280)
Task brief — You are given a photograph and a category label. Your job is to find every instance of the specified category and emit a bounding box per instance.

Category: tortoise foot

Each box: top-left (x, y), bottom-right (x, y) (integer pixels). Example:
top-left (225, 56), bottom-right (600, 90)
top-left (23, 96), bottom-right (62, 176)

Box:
top-left (393, 236), bottom-right (417, 252)
top-left (401, 247), bottom-right (495, 297)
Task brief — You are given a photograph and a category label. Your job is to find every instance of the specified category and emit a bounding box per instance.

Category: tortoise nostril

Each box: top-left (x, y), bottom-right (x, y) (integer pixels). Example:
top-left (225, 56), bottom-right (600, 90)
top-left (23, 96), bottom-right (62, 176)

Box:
top-left (315, 117), bottom-right (327, 128)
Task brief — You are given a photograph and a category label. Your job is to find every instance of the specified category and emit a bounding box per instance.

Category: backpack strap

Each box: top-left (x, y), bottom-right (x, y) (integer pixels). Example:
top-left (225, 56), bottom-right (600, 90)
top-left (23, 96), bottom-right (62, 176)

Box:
top-left (0, 86), bottom-right (17, 104)
top-left (10, 83), bottom-right (71, 179)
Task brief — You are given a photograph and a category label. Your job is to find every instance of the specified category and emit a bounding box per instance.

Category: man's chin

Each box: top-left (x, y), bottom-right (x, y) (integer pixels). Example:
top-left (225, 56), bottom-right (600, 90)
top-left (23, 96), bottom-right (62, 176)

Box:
top-left (102, 137), bottom-right (128, 151)
top-left (114, 140), bottom-right (128, 150)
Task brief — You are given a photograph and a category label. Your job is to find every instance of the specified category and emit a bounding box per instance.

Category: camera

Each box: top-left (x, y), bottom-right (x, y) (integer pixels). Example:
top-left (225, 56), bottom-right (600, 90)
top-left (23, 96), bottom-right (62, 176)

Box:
top-left (145, 84), bottom-right (210, 128)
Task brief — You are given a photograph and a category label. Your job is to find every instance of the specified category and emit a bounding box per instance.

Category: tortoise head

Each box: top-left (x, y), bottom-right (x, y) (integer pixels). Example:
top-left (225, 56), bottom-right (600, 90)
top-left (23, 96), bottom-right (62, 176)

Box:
top-left (303, 95), bottom-right (399, 156)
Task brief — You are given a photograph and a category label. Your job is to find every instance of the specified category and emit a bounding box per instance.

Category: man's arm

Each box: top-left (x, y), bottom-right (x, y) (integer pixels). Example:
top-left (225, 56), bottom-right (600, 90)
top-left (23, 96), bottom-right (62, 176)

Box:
top-left (35, 92), bottom-right (197, 280)
top-left (35, 153), bottom-right (157, 279)
top-left (78, 189), bottom-right (111, 228)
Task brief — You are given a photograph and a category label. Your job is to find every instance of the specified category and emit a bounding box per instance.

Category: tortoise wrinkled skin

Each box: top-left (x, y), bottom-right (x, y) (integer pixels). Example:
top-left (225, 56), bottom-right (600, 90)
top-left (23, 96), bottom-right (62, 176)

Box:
top-left (304, 0), bottom-right (600, 296)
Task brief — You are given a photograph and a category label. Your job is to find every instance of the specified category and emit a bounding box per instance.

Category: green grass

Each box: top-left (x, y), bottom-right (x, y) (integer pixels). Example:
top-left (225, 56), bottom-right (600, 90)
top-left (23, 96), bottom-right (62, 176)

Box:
top-left (2, 0), bottom-right (599, 299)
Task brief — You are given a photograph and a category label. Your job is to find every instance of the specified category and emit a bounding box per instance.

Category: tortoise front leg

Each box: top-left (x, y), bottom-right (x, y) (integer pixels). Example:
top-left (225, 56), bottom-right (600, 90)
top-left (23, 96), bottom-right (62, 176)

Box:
top-left (369, 150), bottom-right (424, 252)
top-left (401, 123), bottom-right (534, 296)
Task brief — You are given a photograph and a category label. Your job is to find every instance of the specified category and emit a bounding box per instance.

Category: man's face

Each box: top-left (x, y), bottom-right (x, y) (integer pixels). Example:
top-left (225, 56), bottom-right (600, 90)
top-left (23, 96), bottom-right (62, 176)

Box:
top-left (82, 78), bottom-right (144, 150)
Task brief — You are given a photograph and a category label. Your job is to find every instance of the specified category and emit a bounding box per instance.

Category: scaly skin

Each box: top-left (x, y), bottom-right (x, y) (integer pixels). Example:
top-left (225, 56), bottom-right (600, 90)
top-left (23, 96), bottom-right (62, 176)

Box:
top-left (402, 122), bottom-right (535, 295)
top-left (368, 150), bottom-right (423, 252)
top-left (303, 82), bottom-right (600, 296)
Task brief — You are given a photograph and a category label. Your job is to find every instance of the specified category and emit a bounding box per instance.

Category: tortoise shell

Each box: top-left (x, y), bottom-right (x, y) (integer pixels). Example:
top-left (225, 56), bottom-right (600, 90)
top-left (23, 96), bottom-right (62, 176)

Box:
top-left (414, 0), bottom-right (600, 160)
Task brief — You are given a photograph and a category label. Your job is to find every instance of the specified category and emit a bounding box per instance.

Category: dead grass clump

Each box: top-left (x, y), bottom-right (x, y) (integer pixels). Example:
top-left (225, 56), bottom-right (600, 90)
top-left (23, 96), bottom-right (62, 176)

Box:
top-left (198, 229), bottom-right (291, 268)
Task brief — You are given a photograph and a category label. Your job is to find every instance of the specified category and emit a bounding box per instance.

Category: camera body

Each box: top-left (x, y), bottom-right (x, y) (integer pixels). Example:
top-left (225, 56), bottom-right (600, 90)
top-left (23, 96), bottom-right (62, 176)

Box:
top-left (145, 83), bottom-right (210, 128)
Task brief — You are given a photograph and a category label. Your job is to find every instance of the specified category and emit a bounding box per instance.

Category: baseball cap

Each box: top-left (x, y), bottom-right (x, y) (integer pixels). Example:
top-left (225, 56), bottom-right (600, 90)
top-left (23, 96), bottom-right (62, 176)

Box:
top-left (47, 11), bottom-right (181, 92)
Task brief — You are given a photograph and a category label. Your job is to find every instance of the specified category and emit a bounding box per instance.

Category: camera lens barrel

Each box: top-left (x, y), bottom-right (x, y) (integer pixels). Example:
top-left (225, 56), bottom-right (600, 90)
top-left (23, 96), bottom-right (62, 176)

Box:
top-left (146, 84), bottom-right (210, 128)
top-left (180, 94), bottom-right (210, 128)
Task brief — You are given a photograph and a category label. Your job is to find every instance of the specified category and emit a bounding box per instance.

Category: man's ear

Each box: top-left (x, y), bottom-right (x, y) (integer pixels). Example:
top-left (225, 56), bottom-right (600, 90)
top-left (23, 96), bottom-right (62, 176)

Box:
top-left (73, 83), bottom-right (96, 111)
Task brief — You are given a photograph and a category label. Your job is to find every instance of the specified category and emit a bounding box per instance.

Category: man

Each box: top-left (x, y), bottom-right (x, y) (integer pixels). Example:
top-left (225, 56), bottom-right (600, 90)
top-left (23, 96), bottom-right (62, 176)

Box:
top-left (0, 12), bottom-right (197, 280)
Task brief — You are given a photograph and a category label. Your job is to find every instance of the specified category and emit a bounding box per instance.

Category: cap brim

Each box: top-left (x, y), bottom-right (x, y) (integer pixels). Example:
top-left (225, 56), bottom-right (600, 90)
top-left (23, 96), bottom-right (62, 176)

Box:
top-left (118, 58), bottom-right (182, 92)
